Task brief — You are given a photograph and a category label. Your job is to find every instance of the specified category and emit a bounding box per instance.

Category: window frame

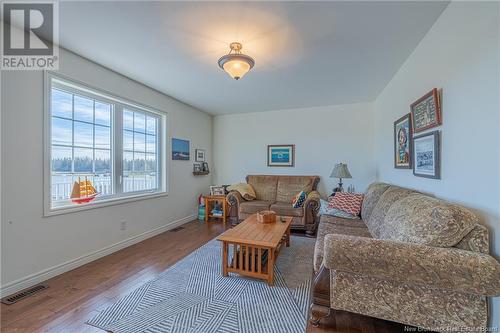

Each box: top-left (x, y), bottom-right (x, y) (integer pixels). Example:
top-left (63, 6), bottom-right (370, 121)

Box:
top-left (44, 72), bottom-right (169, 217)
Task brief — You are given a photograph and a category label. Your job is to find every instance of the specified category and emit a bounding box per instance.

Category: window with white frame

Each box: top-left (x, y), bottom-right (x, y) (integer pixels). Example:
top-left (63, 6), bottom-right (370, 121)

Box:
top-left (47, 74), bottom-right (166, 212)
top-left (122, 108), bottom-right (159, 192)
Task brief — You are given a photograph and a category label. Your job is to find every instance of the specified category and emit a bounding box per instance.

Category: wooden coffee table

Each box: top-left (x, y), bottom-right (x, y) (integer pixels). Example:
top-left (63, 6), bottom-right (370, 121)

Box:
top-left (217, 213), bottom-right (293, 285)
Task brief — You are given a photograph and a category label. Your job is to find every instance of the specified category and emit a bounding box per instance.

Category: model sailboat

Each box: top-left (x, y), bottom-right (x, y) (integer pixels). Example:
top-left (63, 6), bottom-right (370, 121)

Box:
top-left (70, 177), bottom-right (99, 204)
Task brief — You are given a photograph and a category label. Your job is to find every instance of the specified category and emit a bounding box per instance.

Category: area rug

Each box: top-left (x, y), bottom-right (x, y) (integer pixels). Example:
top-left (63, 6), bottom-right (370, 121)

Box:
top-left (87, 236), bottom-right (315, 333)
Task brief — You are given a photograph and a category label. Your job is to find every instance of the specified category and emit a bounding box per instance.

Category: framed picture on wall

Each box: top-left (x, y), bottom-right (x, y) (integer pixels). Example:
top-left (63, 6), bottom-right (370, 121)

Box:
top-left (413, 130), bottom-right (440, 179)
top-left (172, 138), bottom-right (190, 160)
top-left (267, 144), bottom-right (295, 167)
top-left (410, 88), bottom-right (442, 133)
top-left (195, 149), bottom-right (206, 162)
top-left (394, 114), bottom-right (412, 169)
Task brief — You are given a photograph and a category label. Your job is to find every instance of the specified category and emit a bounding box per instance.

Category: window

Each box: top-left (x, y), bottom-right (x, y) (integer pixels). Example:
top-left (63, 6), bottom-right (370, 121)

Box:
top-left (51, 89), bottom-right (113, 201)
top-left (46, 74), bottom-right (166, 213)
top-left (122, 109), bottom-right (159, 192)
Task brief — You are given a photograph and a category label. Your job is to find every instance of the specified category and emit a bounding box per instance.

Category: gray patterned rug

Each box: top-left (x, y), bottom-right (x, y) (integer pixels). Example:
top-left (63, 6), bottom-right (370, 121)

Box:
top-left (87, 236), bottom-right (315, 333)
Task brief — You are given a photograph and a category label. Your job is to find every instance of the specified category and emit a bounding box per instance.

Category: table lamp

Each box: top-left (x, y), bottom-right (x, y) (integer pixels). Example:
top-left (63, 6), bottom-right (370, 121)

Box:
top-left (330, 163), bottom-right (352, 194)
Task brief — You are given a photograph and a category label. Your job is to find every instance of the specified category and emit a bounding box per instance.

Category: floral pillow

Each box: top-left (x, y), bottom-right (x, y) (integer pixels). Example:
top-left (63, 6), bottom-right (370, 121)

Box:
top-left (319, 199), bottom-right (359, 219)
top-left (327, 192), bottom-right (364, 216)
top-left (291, 191), bottom-right (307, 208)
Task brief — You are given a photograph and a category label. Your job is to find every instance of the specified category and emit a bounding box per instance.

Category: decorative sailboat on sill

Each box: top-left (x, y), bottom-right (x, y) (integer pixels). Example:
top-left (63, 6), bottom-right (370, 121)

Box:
top-left (70, 177), bottom-right (99, 204)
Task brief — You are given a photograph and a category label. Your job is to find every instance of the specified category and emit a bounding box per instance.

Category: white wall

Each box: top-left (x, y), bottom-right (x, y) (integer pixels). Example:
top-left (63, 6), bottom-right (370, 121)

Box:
top-left (373, 1), bottom-right (500, 327)
top-left (0, 49), bottom-right (213, 294)
top-left (213, 103), bottom-right (375, 196)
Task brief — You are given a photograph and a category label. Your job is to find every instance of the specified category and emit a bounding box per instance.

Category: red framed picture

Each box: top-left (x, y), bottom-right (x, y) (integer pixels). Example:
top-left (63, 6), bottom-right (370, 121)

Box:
top-left (410, 88), bottom-right (442, 133)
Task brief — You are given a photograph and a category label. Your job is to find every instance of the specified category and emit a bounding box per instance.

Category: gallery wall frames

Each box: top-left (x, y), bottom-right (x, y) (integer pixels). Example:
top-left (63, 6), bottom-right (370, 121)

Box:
top-left (394, 114), bottom-right (412, 169)
top-left (172, 138), bottom-right (190, 160)
top-left (195, 149), bottom-right (206, 162)
top-left (410, 88), bottom-right (442, 133)
top-left (394, 88), bottom-right (443, 180)
top-left (413, 130), bottom-right (441, 179)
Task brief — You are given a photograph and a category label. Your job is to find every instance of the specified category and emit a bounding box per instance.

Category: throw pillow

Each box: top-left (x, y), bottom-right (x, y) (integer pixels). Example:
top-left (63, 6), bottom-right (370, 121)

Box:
top-left (292, 191), bottom-right (307, 208)
top-left (328, 192), bottom-right (364, 216)
top-left (319, 199), bottom-right (360, 219)
top-left (227, 183), bottom-right (256, 200)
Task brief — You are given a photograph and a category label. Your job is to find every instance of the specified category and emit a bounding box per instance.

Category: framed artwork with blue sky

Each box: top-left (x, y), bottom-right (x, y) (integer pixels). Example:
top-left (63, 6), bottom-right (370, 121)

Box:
top-left (267, 144), bottom-right (295, 167)
top-left (172, 138), bottom-right (190, 160)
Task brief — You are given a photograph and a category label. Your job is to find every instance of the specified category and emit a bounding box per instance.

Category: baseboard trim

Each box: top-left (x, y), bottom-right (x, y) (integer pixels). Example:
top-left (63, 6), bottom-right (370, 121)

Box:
top-left (0, 214), bottom-right (197, 298)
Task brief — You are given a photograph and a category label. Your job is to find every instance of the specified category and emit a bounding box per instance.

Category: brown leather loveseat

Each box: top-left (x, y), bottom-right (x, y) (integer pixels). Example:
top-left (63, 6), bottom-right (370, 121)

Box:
top-left (227, 175), bottom-right (321, 235)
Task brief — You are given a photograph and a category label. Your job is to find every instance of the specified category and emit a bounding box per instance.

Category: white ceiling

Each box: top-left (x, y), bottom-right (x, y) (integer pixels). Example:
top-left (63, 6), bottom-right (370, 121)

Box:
top-left (54, 1), bottom-right (448, 115)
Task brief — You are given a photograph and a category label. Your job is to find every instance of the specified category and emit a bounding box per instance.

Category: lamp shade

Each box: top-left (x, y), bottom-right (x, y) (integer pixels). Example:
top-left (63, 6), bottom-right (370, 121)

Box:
top-left (330, 163), bottom-right (352, 179)
top-left (218, 42), bottom-right (255, 80)
top-left (220, 55), bottom-right (253, 80)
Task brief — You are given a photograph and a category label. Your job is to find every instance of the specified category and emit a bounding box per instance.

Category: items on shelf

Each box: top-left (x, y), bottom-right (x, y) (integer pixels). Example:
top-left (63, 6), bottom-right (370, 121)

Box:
top-left (211, 201), bottom-right (224, 217)
top-left (210, 185), bottom-right (225, 195)
top-left (193, 162), bottom-right (210, 175)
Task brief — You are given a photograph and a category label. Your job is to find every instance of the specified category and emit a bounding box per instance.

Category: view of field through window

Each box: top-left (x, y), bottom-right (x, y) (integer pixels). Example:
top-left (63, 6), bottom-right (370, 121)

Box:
top-left (51, 88), bottom-right (113, 201)
top-left (50, 82), bottom-right (161, 207)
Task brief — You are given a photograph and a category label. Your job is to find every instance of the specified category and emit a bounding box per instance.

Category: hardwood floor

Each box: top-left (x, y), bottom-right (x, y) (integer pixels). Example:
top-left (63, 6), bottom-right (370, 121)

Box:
top-left (1, 220), bottom-right (407, 333)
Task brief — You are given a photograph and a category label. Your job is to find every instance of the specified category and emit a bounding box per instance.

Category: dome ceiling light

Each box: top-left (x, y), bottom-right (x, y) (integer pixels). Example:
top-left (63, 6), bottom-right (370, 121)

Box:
top-left (218, 42), bottom-right (255, 80)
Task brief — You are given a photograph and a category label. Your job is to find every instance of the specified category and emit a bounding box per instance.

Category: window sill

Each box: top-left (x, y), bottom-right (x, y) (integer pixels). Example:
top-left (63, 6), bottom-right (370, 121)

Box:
top-left (44, 191), bottom-right (168, 217)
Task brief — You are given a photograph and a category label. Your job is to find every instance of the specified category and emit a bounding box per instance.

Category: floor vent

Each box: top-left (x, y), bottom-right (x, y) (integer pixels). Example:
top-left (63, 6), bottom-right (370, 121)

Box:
top-left (170, 226), bottom-right (185, 232)
top-left (2, 284), bottom-right (48, 305)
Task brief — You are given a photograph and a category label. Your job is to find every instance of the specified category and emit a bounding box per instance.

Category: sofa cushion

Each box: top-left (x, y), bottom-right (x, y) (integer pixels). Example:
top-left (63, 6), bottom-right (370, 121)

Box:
top-left (366, 186), bottom-right (416, 238)
top-left (247, 175), bottom-right (278, 201)
top-left (361, 182), bottom-right (390, 221)
top-left (320, 214), bottom-right (365, 228)
top-left (380, 193), bottom-right (478, 247)
top-left (239, 200), bottom-right (273, 215)
top-left (454, 224), bottom-right (489, 254)
top-left (314, 216), bottom-right (371, 273)
top-left (270, 201), bottom-right (304, 217)
top-left (276, 176), bottom-right (318, 203)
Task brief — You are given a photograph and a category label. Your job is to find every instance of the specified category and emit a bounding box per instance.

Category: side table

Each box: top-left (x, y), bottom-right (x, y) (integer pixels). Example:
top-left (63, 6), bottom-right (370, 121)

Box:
top-left (204, 195), bottom-right (228, 227)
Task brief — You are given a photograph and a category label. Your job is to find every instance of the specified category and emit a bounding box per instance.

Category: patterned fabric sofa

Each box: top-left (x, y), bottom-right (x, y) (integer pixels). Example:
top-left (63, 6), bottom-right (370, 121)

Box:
top-left (310, 182), bottom-right (500, 332)
top-left (227, 175), bottom-right (321, 235)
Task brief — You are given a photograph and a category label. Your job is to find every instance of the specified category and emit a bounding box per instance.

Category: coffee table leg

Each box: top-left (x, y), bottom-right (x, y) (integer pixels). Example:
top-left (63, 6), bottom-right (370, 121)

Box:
top-left (267, 248), bottom-right (275, 286)
top-left (222, 199), bottom-right (227, 228)
top-left (286, 225), bottom-right (291, 247)
top-left (222, 242), bottom-right (228, 277)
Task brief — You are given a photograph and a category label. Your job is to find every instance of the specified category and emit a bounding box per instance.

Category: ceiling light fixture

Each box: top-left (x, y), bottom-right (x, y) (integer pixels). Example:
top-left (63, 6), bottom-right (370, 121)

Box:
top-left (218, 42), bottom-right (255, 80)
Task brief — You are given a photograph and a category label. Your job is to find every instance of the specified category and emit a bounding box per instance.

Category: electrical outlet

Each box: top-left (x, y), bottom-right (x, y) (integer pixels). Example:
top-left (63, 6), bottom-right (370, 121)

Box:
top-left (120, 220), bottom-right (127, 231)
